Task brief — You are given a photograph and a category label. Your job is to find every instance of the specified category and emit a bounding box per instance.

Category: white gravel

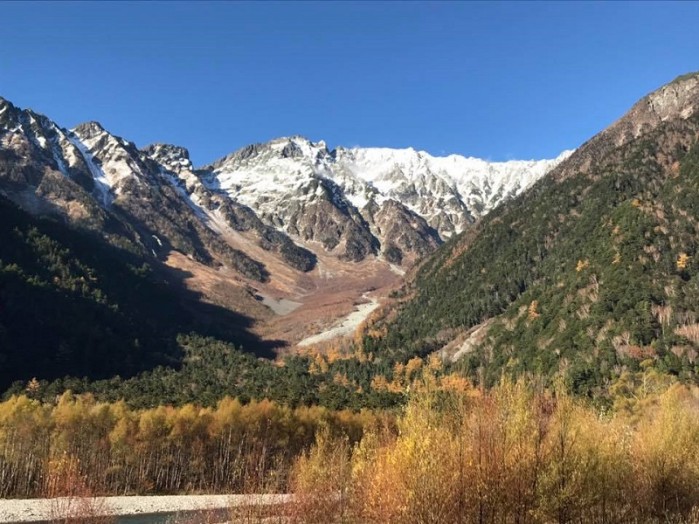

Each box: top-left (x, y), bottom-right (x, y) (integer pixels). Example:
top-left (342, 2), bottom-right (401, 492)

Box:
top-left (0, 494), bottom-right (291, 523)
top-left (297, 294), bottom-right (380, 347)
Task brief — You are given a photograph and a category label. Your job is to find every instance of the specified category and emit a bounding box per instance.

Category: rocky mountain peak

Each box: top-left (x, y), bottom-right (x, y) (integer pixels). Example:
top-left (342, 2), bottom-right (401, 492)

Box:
top-left (72, 121), bottom-right (107, 140)
top-left (267, 136), bottom-right (330, 162)
top-left (202, 132), bottom-right (567, 263)
top-left (550, 72), bottom-right (699, 181)
top-left (0, 101), bottom-right (67, 142)
top-left (207, 136), bottom-right (331, 172)
top-left (0, 96), bottom-right (14, 114)
top-left (617, 72), bottom-right (699, 143)
top-left (0, 92), bottom-right (568, 281)
top-left (142, 143), bottom-right (192, 173)
top-left (647, 72), bottom-right (699, 120)
top-left (0, 97), bottom-right (21, 128)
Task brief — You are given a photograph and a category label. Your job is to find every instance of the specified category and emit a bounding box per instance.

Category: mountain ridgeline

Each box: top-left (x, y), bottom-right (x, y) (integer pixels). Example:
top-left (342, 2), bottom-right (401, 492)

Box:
top-left (365, 73), bottom-right (699, 394)
top-left (0, 95), bottom-right (566, 278)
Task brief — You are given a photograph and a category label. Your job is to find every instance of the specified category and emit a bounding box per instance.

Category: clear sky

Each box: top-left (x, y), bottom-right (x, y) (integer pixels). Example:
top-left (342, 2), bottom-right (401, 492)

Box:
top-left (2, 1), bottom-right (699, 165)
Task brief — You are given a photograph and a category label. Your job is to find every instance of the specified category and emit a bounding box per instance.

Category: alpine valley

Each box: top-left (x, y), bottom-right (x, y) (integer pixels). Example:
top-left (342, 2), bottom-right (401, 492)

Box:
top-left (0, 94), bottom-right (569, 390)
top-left (2, 73), bottom-right (699, 409)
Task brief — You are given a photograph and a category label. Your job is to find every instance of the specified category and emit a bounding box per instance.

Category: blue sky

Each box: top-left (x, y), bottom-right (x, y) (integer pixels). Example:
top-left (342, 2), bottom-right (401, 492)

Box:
top-left (2, 1), bottom-right (699, 165)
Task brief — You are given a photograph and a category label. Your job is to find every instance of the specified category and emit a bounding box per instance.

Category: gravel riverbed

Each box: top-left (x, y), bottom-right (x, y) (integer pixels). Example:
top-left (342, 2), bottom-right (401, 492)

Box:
top-left (0, 494), bottom-right (292, 523)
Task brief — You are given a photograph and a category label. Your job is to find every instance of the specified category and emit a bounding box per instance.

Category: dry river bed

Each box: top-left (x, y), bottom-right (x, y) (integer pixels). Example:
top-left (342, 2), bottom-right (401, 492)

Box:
top-left (0, 494), bottom-right (292, 523)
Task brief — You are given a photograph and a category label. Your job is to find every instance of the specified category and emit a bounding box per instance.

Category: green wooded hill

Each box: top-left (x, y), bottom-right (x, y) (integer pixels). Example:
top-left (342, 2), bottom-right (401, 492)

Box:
top-left (365, 73), bottom-right (699, 395)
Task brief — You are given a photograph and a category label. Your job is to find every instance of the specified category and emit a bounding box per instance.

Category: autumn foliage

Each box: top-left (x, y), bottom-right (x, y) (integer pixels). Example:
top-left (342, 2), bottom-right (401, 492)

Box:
top-left (0, 393), bottom-right (386, 498)
top-left (2, 372), bottom-right (699, 523)
top-left (291, 375), bottom-right (699, 523)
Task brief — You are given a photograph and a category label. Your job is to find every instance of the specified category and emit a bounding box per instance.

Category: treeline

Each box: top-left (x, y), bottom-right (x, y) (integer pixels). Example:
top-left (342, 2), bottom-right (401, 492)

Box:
top-left (292, 376), bottom-right (699, 524)
top-left (0, 393), bottom-right (389, 498)
top-left (5, 335), bottom-right (406, 411)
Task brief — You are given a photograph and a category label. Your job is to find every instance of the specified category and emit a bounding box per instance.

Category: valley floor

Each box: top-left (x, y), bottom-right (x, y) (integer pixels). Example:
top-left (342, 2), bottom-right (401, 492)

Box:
top-left (165, 249), bottom-right (401, 349)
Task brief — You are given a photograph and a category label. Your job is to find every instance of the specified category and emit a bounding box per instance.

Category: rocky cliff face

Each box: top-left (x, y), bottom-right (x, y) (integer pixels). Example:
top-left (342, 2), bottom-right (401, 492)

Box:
top-left (0, 97), bottom-right (107, 227)
top-left (143, 143), bottom-right (317, 271)
top-left (364, 199), bottom-right (441, 265)
top-left (0, 95), bottom-right (567, 285)
top-left (0, 100), bottom-right (270, 281)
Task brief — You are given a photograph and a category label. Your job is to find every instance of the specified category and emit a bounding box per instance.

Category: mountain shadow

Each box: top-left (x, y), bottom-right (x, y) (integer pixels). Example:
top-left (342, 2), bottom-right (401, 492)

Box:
top-left (0, 195), bottom-right (284, 392)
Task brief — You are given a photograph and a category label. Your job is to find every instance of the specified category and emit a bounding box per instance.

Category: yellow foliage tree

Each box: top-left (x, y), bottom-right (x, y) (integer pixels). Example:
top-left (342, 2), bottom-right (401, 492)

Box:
top-left (630, 385), bottom-right (699, 517)
top-left (289, 428), bottom-right (352, 523)
top-left (576, 259), bottom-right (590, 272)
top-left (370, 374), bottom-right (390, 392)
top-left (404, 357), bottom-right (423, 379)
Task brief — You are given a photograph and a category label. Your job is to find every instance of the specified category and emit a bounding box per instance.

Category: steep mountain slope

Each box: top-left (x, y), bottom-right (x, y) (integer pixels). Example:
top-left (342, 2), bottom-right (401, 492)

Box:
top-left (142, 143), bottom-right (317, 272)
top-left (1, 96), bottom-right (567, 276)
top-left (0, 98), bottom-right (275, 281)
top-left (0, 93), bottom-right (567, 277)
top-left (365, 73), bottom-right (699, 393)
top-left (0, 99), bottom-right (116, 232)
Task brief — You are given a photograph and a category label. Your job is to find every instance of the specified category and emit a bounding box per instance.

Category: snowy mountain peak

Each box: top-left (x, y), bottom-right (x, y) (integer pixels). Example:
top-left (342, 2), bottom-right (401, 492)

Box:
top-left (0, 96), bottom-right (13, 114)
top-left (0, 97), bottom-right (19, 119)
top-left (69, 121), bottom-right (155, 205)
top-left (205, 136), bottom-right (571, 243)
top-left (0, 93), bottom-right (572, 272)
top-left (209, 136), bottom-right (332, 172)
top-left (142, 143), bottom-right (192, 173)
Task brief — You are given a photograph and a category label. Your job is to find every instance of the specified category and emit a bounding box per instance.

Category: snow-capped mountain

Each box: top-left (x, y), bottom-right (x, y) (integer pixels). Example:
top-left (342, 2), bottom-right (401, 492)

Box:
top-left (335, 146), bottom-right (572, 234)
top-left (0, 97), bottom-right (290, 282)
top-left (0, 95), bottom-right (570, 282)
top-left (206, 136), bottom-right (572, 262)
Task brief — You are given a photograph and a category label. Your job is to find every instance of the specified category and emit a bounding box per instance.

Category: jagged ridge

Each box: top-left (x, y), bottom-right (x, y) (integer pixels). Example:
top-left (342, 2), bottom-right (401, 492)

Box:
top-left (0, 95), bottom-right (567, 285)
top-left (205, 135), bottom-right (569, 263)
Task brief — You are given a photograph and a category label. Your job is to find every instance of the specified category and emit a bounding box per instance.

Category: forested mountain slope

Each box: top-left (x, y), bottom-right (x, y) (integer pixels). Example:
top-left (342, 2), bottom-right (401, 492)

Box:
top-left (0, 94), bottom-right (566, 349)
top-left (364, 73), bottom-right (699, 394)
